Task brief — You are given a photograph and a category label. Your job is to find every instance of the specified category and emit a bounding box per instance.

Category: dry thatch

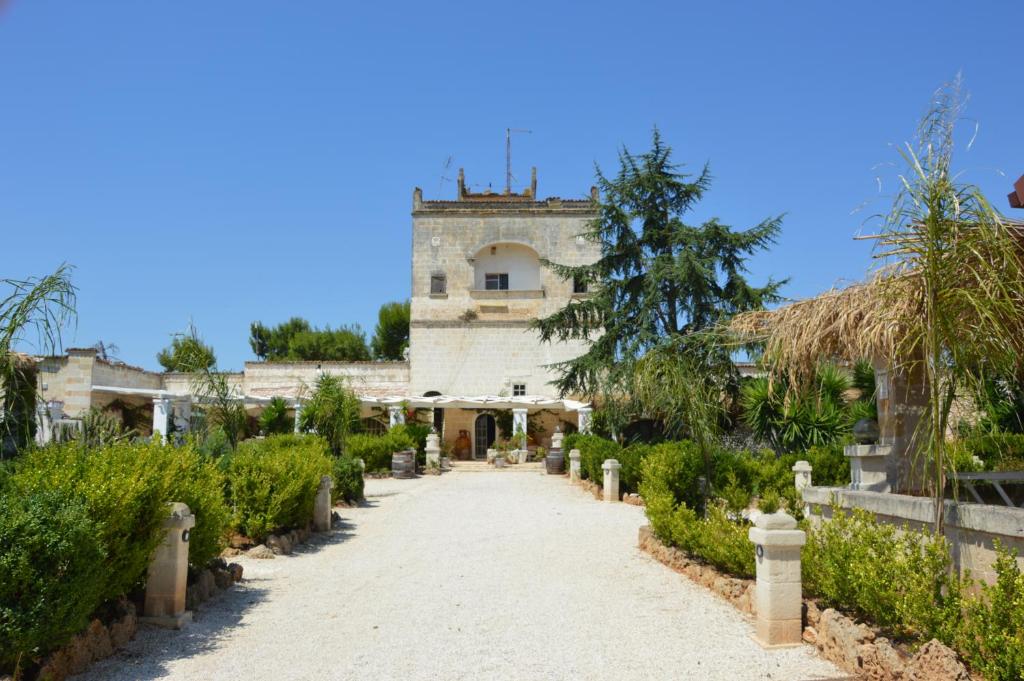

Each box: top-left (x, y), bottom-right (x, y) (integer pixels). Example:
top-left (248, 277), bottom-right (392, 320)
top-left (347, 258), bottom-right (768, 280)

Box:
top-left (729, 270), bottom-right (923, 381)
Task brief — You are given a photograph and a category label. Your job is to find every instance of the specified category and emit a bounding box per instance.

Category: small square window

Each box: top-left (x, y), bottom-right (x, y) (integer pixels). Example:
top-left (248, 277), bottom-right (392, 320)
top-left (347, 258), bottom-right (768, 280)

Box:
top-left (573, 276), bottom-right (588, 294)
top-left (430, 274), bottom-right (447, 294)
top-left (512, 383), bottom-right (526, 397)
top-left (485, 273), bottom-right (509, 291)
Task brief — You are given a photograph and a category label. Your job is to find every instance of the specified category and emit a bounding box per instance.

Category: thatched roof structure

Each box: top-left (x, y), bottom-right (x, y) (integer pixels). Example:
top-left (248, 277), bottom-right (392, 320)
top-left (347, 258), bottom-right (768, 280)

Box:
top-left (729, 272), bottom-right (922, 380)
top-left (6, 351), bottom-right (36, 370)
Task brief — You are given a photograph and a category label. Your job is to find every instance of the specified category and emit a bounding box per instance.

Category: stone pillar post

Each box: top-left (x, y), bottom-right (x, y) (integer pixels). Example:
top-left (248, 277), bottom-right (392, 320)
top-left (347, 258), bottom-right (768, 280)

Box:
top-left (511, 408), bottom-right (528, 450)
top-left (577, 407), bottom-right (592, 434)
top-left (293, 400), bottom-right (303, 433)
top-left (388, 405), bottom-right (405, 428)
top-left (313, 475), bottom-right (334, 532)
top-left (748, 512), bottom-right (806, 647)
top-left (142, 503), bottom-right (196, 629)
top-left (602, 459), bottom-right (621, 502)
top-left (425, 433), bottom-right (441, 469)
top-left (35, 403), bottom-right (51, 446)
top-left (569, 449), bottom-right (581, 483)
top-left (152, 396), bottom-right (172, 442)
top-left (792, 461), bottom-right (812, 492)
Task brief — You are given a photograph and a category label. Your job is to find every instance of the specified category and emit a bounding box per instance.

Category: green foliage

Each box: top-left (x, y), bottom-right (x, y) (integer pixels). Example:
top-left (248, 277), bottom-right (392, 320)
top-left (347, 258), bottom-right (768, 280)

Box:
top-left (8, 440), bottom-right (178, 602)
top-left (639, 440), bottom-right (707, 539)
top-left (332, 456), bottom-right (364, 504)
top-left (390, 422), bottom-right (431, 465)
top-left (163, 445), bottom-right (232, 568)
top-left (0, 490), bottom-right (105, 673)
top-left (259, 396), bottom-right (293, 435)
top-left (802, 508), bottom-right (962, 639)
top-left (532, 129), bottom-right (785, 398)
top-left (957, 431), bottom-right (1024, 471)
top-left (570, 433), bottom-right (622, 484)
top-left (1, 264), bottom-right (76, 456)
top-left (250, 317), bottom-right (370, 362)
top-left (740, 363), bottom-right (870, 453)
top-left (300, 374), bottom-right (361, 455)
top-left (370, 300), bottom-right (410, 361)
top-left (956, 543), bottom-right (1024, 681)
top-left (345, 430), bottom-right (415, 473)
top-left (669, 502), bottom-right (755, 578)
top-left (61, 407), bottom-right (134, 447)
top-left (227, 434), bottom-right (332, 541)
top-left (157, 334), bottom-right (216, 372)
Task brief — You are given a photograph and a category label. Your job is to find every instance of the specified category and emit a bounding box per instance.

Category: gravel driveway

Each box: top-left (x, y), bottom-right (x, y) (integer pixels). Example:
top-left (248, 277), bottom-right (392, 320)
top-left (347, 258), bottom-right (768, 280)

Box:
top-left (76, 470), bottom-right (842, 681)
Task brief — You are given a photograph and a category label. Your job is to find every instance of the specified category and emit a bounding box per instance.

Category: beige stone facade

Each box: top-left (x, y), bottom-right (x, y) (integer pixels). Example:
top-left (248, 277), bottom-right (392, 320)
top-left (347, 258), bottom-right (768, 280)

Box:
top-left (32, 169), bottom-right (599, 455)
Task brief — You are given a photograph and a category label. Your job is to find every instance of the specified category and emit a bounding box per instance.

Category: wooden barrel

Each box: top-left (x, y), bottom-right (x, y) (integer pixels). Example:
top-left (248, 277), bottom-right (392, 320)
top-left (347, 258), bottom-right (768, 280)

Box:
top-left (391, 450), bottom-right (416, 479)
top-left (545, 449), bottom-right (565, 475)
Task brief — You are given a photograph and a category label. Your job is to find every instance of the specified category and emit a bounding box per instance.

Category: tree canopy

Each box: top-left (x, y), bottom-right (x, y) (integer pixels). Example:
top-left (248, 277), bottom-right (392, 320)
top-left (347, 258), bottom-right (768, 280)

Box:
top-left (370, 300), bottom-right (410, 361)
top-left (532, 129), bottom-right (786, 399)
top-left (249, 317), bottom-right (370, 362)
top-left (156, 333), bottom-right (216, 372)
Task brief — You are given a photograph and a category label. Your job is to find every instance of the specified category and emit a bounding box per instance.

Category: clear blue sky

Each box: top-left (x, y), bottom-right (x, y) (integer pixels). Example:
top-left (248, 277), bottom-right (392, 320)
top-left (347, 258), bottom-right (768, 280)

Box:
top-left (3, 1), bottom-right (1022, 370)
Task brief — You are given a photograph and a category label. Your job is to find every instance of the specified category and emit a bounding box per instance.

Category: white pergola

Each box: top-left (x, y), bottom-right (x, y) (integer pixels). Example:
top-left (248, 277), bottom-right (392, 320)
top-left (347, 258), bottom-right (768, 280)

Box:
top-left (88, 385), bottom-right (594, 439)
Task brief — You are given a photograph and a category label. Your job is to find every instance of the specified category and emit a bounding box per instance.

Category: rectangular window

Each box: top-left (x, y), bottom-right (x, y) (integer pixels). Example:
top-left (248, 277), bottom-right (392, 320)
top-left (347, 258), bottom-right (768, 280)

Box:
top-left (485, 273), bottom-right (509, 290)
top-left (573, 276), bottom-right (588, 294)
top-left (430, 274), bottom-right (447, 295)
top-left (512, 383), bottom-right (526, 397)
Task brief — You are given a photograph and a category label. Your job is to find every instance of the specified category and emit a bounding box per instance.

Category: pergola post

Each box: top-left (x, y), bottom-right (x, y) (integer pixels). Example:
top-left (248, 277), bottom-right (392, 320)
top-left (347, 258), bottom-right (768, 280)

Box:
top-left (293, 400), bottom-right (303, 433)
top-left (577, 406), bottom-right (592, 434)
top-left (152, 396), bottom-right (172, 442)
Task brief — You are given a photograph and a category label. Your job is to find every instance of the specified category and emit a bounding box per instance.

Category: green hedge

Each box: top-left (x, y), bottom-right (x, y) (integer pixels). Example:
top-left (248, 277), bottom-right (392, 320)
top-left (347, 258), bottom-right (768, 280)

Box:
top-left (1, 440), bottom-right (234, 673)
top-left (346, 430), bottom-right (415, 473)
top-left (228, 434), bottom-right (332, 542)
top-left (332, 455), bottom-right (364, 504)
top-left (0, 490), bottom-right (106, 672)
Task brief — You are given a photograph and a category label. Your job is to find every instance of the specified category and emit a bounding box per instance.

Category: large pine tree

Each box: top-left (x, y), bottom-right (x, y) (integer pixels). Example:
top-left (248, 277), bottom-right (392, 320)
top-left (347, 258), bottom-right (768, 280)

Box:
top-left (533, 130), bottom-right (786, 398)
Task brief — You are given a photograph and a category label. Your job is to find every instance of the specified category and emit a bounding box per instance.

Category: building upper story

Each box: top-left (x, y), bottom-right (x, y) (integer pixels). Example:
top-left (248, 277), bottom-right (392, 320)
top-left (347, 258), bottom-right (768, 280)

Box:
top-left (410, 168), bottom-right (601, 327)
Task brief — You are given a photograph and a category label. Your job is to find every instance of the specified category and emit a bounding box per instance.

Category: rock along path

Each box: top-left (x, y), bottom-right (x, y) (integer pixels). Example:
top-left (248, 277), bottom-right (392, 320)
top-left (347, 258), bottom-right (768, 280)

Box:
top-left (76, 470), bottom-right (843, 681)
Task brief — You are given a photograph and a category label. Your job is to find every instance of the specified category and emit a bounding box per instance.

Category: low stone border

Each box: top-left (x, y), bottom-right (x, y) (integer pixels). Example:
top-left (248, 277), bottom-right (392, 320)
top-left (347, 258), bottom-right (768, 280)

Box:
top-left (34, 599), bottom-right (138, 681)
top-left (186, 559), bottom-right (244, 610)
top-left (638, 525), bottom-right (971, 680)
top-left (227, 523), bottom-right (317, 559)
top-left (623, 492), bottom-right (645, 506)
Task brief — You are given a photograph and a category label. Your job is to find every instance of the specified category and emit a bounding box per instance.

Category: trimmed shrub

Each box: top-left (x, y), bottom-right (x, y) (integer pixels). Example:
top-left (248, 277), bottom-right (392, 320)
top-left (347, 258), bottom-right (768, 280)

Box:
top-left (0, 490), bottom-right (106, 673)
top-left (956, 542), bottom-right (1024, 681)
top-left (669, 502), bottom-right (755, 578)
top-left (802, 507), bottom-right (962, 639)
top-left (570, 434), bottom-right (622, 484)
top-left (390, 422), bottom-right (431, 465)
top-left (164, 445), bottom-right (232, 568)
top-left (346, 430), bottom-right (415, 473)
top-left (8, 440), bottom-right (177, 603)
top-left (228, 434), bottom-right (332, 541)
top-left (332, 455), bottom-right (364, 504)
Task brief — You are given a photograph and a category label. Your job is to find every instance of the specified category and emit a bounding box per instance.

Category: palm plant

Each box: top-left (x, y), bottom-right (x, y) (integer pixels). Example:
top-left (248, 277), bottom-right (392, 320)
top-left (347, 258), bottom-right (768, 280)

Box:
top-left (871, 82), bottom-right (1024, 530)
top-left (0, 264), bottom-right (77, 455)
top-left (258, 396), bottom-right (293, 435)
top-left (299, 373), bottom-right (361, 455)
top-left (174, 324), bottom-right (248, 448)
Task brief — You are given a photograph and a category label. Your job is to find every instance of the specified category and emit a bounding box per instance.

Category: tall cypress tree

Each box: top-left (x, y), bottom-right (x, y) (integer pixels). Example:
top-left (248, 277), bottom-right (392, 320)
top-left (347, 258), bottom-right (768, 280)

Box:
top-left (533, 129), bottom-right (786, 399)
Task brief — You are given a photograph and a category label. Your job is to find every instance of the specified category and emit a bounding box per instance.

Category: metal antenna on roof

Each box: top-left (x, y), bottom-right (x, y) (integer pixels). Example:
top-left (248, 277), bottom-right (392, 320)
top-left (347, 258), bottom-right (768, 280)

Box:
top-left (506, 127), bottom-right (532, 194)
top-left (438, 155), bottom-right (454, 195)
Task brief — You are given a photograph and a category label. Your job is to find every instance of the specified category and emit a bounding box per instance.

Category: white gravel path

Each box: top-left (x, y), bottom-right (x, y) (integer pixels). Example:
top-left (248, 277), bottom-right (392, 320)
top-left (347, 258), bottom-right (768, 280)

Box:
top-left (75, 470), bottom-right (844, 681)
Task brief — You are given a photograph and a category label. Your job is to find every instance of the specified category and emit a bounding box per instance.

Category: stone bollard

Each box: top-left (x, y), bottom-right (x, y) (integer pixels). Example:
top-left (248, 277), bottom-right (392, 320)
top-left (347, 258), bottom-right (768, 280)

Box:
top-left (142, 502), bottom-right (196, 629)
top-left (602, 459), bottom-right (621, 502)
top-left (748, 511), bottom-right (806, 647)
top-left (425, 433), bottom-right (441, 469)
top-left (314, 475), bottom-right (334, 532)
top-left (792, 460), bottom-right (812, 492)
top-left (569, 449), bottom-right (581, 483)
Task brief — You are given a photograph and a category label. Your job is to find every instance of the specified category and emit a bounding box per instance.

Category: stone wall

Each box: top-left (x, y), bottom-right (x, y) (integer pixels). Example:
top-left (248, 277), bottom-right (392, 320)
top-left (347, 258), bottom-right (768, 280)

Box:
top-left (803, 486), bottom-right (1024, 585)
top-left (241, 361), bottom-right (409, 400)
top-left (409, 187), bottom-right (599, 399)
